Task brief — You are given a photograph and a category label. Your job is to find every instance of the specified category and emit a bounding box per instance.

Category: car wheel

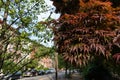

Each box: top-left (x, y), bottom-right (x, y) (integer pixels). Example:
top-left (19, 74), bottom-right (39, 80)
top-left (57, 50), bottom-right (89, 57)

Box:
top-left (9, 77), bottom-right (12, 80)
top-left (36, 73), bottom-right (38, 76)
top-left (20, 76), bottom-right (22, 79)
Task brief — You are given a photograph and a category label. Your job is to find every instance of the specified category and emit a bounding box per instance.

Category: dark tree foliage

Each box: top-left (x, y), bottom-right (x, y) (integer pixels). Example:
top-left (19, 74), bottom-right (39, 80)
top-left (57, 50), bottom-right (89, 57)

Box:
top-left (51, 0), bottom-right (80, 14)
top-left (110, 0), bottom-right (120, 7)
top-left (51, 0), bottom-right (120, 14)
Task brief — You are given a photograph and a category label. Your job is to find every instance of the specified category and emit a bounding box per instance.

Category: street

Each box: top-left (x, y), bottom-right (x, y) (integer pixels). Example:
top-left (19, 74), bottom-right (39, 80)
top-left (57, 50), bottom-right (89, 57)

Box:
top-left (19, 71), bottom-right (65, 80)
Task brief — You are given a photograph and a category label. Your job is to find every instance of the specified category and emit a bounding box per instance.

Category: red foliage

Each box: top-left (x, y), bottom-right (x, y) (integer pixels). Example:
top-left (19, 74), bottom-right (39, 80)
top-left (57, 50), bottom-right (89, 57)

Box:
top-left (0, 19), bottom-right (3, 24)
top-left (113, 53), bottom-right (120, 63)
top-left (52, 0), bottom-right (120, 65)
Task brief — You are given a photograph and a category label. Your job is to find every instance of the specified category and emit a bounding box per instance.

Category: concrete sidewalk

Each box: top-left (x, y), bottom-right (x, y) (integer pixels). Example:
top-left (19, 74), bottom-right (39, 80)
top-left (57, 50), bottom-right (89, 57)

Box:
top-left (71, 73), bottom-right (83, 80)
top-left (58, 73), bottom-right (83, 80)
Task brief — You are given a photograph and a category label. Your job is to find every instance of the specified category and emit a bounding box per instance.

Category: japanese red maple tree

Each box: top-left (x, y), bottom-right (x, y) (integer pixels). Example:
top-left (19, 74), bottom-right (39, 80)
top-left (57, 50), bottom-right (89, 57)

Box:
top-left (52, 0), bottom-right (120, 65)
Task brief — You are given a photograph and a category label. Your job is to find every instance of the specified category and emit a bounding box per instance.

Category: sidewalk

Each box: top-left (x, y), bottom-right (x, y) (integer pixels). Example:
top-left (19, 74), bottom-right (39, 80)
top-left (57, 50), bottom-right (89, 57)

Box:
top-left (58, 73), bottom-right (83, 80)
top-left (71, 73), bottom-right (83, 80)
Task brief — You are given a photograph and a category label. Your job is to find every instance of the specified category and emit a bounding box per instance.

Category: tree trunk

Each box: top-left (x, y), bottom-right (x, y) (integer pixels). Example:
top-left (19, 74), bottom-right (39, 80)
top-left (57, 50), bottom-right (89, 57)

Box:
top-left (55, 52), bottom-right (58, 80)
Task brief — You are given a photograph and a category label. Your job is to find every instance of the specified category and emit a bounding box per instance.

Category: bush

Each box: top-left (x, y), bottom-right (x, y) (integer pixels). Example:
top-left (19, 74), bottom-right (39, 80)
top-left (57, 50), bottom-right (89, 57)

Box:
top-left (82, 58), bottom-right (113, 80)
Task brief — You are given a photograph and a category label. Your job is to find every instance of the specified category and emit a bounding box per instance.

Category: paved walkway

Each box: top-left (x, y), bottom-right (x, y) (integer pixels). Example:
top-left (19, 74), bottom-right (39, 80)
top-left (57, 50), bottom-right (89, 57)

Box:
top-left (71, 73), bottom-right (83, 80)
top-left (58, 73), bottom-right (83, 80)
top-left (19, 72), bottom-right (83, 80)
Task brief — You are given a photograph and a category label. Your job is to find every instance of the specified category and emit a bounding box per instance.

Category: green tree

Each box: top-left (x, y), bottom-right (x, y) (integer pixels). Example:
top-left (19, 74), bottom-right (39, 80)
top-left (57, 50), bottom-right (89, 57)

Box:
top-left (58, 55), bottom-right (66, 69)
top-left (0, 0), bottom-right (52, 79)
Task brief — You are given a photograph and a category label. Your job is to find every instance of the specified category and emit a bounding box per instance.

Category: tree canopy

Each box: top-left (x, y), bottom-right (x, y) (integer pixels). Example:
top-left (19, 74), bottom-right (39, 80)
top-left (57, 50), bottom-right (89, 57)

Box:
top-left (0, 0), bottom-right (54, 78)
top-left (52, 0), bottom-right (120, 65)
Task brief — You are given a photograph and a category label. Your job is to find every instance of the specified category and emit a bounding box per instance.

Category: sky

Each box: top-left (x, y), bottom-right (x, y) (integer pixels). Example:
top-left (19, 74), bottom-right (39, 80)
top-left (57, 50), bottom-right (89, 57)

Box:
top-left (38, 0), bottom-right (60, 21)
top-left (37, 0), bottom-right (60, 47)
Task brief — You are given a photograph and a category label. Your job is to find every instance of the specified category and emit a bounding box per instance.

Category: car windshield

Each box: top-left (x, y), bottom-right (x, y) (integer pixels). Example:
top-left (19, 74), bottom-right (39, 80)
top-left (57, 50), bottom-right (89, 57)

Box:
top-left (16, 71), bottom-right (21, 74)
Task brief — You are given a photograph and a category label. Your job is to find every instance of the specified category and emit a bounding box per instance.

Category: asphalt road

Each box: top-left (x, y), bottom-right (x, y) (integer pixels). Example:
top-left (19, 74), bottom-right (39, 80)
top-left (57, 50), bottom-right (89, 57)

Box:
top-left (19, 72), bottom-right (65, 80)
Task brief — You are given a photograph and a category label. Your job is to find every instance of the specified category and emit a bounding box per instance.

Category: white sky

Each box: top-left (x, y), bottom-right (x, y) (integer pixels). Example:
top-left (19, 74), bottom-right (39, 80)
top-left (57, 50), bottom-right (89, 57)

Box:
top-left (37, 0), bottom-right (60, 47)
top-left (38, 0), bottom-right (60, 21)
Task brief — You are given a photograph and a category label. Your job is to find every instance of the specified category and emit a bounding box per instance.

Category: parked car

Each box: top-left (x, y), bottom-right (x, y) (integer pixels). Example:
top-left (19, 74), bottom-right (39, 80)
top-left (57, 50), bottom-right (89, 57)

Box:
top-left (0, 73), bottom-right (4, 79)
top-left (45, 68), bottom-right (55, 74)
top-left (49, 68), bottom-right (56, 73)
top-left (23, 69), bottom-right (38, 77)
top-left (11, 71), bottom-right (22, 80)
top-left (45, 70), bottom-right (52, 74)
top-left (23, 70), bottom-right (32, 77)
top-left (2, 74), bottom-right (11, 80)
top-left (31, 69), bottom-right (38, 76)
top-left (38, 70), bottom-right (45, 75)
top-left (3, 71), bottom-right (22, 80)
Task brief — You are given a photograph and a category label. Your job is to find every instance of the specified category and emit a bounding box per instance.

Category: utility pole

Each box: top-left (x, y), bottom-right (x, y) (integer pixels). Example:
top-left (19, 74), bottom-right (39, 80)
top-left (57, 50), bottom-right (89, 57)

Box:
top-left (55, 52), bottom-right (58, 80)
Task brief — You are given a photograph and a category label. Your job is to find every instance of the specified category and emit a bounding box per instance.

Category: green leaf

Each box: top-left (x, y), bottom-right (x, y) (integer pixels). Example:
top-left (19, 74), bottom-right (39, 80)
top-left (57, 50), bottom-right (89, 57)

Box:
top-left (15, 0), bottom-right (20, 4)
top-left (0, 0), bottom-right (3, 7)
top-left (8, 9), bottom-right (15, 15)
